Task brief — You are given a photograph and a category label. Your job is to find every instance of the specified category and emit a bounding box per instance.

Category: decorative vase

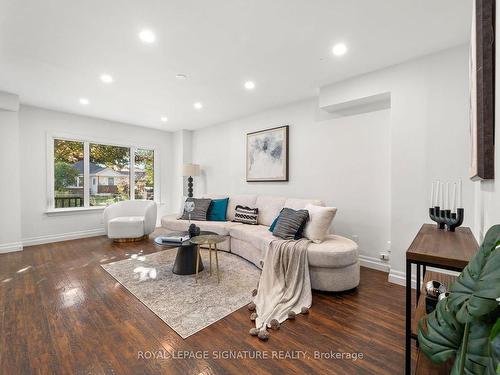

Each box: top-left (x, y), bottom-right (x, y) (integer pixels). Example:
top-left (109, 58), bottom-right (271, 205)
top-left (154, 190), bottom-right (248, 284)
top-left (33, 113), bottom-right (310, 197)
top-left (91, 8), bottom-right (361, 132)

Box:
top-left (425, 280), bottom-right (448, 313)
top-left (188, 224), bottom-right (200, 238)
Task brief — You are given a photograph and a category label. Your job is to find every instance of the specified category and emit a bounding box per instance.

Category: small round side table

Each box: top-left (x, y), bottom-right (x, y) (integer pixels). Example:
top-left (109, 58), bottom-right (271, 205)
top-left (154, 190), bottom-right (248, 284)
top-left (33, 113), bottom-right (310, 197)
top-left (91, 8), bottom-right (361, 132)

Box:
top-left (190, 234), bottom-right (227, 283)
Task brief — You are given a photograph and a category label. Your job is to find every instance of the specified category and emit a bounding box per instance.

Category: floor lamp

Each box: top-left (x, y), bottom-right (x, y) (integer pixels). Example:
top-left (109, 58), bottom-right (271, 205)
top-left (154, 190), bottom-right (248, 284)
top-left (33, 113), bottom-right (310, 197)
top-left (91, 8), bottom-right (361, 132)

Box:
top-left (183, 163), bottom-right (201, 198)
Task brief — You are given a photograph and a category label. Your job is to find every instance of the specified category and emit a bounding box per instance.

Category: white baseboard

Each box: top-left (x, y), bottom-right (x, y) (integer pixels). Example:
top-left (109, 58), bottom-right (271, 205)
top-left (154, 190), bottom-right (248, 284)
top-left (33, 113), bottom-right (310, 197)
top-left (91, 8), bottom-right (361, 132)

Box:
top-left (359, 254), bottom-right (390, 272)
top-left (358, 255), bottom-right (417, 289)
top-left (389, 269), bottom-right (417, 289)
top-left (388, 267), bottom-right (459, 289)
top-left (426, 266), bottom-right (460, 277)
top-left (22, 228), bottom-right (105, 247)
top-left (0, 241), bottom-right (23, 254)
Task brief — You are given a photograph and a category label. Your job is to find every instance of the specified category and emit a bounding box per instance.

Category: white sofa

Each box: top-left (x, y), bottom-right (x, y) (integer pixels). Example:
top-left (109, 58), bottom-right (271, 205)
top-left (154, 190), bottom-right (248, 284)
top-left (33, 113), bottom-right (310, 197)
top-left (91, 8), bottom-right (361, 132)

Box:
top-left (104, 200), bottom-right (157, 241)
top-left (161, 195), bottom-right (359, 292)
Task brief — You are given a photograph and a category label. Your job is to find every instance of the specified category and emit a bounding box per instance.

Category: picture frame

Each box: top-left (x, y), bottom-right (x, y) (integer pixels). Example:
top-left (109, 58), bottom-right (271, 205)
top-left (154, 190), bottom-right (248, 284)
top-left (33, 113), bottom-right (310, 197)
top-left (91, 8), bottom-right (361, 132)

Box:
top-left (246, 125), bottom-right (289, 182)
top-left (469, 0), bottom-right (495, 180)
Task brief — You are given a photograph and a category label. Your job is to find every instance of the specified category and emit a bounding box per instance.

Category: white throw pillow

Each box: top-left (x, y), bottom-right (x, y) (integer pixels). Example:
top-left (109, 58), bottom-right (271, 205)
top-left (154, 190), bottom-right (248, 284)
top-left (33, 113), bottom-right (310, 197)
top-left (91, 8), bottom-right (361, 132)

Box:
top-left (303, 204), bottom-right (337, 243)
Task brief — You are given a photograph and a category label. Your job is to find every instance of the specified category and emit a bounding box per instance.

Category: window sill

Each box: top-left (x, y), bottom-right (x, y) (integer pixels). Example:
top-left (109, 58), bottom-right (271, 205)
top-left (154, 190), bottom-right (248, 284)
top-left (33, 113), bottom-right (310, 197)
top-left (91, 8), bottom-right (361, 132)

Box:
top-left (45, 206), bottom-right (106, 216)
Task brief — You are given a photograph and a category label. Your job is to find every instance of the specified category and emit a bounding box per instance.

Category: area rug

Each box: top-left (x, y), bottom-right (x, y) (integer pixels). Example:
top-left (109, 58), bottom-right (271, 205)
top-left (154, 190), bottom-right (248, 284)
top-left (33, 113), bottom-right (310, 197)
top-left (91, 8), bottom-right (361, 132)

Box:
top-left (101, 248), bottom-right (260, 338)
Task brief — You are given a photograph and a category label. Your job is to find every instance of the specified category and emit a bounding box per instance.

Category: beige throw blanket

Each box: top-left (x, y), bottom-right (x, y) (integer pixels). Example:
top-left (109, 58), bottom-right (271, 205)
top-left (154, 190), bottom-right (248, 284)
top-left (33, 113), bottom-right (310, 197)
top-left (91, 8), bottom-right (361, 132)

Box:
top-left (253, 239), bottom-right (312, 332)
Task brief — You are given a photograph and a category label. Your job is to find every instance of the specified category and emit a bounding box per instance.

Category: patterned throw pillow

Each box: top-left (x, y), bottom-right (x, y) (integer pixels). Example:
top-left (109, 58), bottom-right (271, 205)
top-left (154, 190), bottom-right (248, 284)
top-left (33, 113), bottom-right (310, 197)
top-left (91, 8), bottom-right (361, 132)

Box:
top-left (180, 198), bottom-right (212, 221)
top-left (272, 208), bottom-right (309, 240)
top-left (233, 205), bottom-right (259, 225)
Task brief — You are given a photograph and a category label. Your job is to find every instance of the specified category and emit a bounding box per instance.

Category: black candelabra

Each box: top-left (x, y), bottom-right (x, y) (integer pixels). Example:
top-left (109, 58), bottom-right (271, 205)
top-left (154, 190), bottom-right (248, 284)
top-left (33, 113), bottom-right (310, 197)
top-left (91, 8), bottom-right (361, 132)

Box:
top-left (429, 207), bottom-right (464, 232)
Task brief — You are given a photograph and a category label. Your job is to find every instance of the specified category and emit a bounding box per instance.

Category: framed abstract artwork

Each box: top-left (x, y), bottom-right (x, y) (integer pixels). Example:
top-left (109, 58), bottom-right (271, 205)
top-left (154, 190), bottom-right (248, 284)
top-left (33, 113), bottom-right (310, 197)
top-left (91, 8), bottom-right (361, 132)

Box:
top-left (246, 125), bottom-right (289, 182)
top-left (469, 0), bottom-right (495, 180)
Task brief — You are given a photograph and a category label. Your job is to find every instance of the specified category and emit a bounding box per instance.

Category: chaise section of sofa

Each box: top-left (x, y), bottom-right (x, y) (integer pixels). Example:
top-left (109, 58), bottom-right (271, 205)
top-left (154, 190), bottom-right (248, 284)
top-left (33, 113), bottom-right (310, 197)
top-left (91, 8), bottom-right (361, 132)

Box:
top-left (161, 195), bottom-right (360, 292)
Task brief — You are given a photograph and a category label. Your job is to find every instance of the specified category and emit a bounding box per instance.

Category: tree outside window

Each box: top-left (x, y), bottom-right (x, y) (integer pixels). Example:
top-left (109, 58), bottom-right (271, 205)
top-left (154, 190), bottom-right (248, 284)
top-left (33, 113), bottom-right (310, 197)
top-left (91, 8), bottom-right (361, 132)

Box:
top-left (89, 144), bottom-right (130, 207)
top-left (52, 138), bottom-right (155, 209)
top-left (134, 149), bottom-right (154, 200)
top-left (53, 140), bottom-right (84, 208)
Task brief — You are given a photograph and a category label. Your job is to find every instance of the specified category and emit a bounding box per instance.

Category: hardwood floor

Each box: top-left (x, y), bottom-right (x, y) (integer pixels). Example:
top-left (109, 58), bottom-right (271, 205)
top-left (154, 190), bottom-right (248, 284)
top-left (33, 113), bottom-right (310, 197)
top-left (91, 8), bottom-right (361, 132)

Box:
top-left (0, 233), bottom-right (413, 374)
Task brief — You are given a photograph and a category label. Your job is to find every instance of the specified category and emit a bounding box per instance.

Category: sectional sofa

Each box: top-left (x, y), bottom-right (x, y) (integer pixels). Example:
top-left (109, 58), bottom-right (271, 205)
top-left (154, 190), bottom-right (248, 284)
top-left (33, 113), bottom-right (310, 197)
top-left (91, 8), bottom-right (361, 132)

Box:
top-left (161, 195), bottom-right (360, 292)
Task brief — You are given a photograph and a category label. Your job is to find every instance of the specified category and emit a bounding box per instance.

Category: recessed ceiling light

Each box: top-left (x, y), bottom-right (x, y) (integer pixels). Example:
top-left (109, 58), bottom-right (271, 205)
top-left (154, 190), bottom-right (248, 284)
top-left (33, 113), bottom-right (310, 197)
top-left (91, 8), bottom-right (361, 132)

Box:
top-left (176, 73), bottom-right (187, 80)
top-left (332, 43), bottom-right (347, 56)
top-left (160, 116), bottom-right (168, 122)
top-left (79, 98), bottom-right (89, 105)
top-left (244, 81), bottom-right (256, 90)
top-left (100, 73), bottom-right (113, 83)
top-left (139, 29), bottom-right (156, 44)
top-left (193, 102), bottom-right (203, 110)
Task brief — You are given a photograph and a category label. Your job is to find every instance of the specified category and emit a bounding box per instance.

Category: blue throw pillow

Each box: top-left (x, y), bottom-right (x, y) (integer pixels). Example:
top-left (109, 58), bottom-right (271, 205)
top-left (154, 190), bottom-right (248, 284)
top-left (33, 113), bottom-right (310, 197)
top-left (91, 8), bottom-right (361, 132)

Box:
top-left (207, 198), bottom-right (229, 221)
top-left (269, 214), bottom-right (281, 232)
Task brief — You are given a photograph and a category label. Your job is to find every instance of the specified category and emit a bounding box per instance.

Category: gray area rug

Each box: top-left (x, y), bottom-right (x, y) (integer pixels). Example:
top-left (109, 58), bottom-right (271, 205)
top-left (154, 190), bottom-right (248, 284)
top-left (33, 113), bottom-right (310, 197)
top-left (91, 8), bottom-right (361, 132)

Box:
top-left (101, 248), bottom-right (260, 338)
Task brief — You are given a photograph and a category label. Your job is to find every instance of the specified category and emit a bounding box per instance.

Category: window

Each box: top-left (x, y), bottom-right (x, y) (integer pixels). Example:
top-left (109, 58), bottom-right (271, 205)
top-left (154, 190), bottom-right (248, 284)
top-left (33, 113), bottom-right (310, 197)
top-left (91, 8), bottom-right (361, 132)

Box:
top-left (54, 139), bottom-right (84, 208)
top-left (89, 143), bottom-right (130, 207)
top-left (50, 137), bottom-right (156, 210)
top-left (134, 148), bottom-right (154, 200)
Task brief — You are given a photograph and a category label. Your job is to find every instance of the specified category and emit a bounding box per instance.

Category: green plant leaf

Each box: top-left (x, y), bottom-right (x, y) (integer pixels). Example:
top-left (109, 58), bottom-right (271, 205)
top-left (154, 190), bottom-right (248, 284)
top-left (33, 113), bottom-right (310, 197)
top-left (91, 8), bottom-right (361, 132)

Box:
top-left (448, 225), bottom-right (500, 323)
top-left (418, 299), bottom-right (464, 363)
top-left (420, 304), bottom-right (498, 375)
top-left (490, 318), bottom-right (500, 374)
top-left (418, 226), bottom-right (500, 375)
top-left (451, 318), bottom-right (498, 375)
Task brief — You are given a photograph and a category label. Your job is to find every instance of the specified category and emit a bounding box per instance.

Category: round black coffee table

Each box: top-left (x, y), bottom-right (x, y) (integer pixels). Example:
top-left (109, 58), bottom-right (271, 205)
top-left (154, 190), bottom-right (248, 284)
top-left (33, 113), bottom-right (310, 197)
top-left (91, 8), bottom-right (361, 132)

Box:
top-left (155, 231), bottom-right (217, 275)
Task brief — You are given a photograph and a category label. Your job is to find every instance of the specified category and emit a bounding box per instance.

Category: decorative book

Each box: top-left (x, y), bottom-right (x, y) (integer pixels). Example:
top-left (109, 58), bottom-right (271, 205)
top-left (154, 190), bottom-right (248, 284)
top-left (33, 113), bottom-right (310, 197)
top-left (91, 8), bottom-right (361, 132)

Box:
top-left (160, 235), bottom-right (190, 243)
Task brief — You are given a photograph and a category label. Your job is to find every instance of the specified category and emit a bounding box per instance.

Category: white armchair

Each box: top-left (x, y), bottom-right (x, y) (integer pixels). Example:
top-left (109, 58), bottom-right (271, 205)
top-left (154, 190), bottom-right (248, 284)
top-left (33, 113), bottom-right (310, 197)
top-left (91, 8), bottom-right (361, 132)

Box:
top-left (103, 200), bottom-right (157, 242)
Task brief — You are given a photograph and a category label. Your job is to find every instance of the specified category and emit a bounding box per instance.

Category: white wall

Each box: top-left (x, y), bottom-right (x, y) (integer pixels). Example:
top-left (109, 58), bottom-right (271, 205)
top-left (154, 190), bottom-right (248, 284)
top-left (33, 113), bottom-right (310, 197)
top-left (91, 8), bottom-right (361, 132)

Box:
top-left (191, 44), bottom-right (472, 282)
top-left (171, 129), bottom-right (193, 212)
top-left (0, 92), bottom-right (23, 253)
top-left (1, 43), bottom-right (477, 278)
top-left (320, 45), bottom-right (473, 283)
top-left (192, 99), bottom-right (392, 266)
top-left (18, 105), bottom-right (174, 245)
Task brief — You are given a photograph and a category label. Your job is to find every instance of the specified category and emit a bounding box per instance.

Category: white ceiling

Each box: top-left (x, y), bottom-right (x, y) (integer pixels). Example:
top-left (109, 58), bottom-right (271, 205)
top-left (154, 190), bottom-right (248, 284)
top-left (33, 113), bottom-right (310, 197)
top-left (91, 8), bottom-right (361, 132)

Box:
top-left (0, 0), bottom-right (471, 131)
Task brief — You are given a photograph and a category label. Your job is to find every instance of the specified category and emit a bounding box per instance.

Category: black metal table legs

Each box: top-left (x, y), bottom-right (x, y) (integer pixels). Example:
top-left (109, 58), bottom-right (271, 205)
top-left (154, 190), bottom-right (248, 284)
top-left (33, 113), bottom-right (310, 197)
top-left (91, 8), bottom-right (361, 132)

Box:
top-left (405, 259), bottom-right (412, 375)
top-left (406, 261), bottom-right (427, 373)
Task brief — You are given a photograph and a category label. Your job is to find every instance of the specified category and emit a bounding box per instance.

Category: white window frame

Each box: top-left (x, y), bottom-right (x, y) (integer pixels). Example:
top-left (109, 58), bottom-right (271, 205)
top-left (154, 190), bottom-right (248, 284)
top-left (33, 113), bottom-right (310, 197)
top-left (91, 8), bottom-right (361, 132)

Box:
top-left (46, 132), bottom-right (160, 214)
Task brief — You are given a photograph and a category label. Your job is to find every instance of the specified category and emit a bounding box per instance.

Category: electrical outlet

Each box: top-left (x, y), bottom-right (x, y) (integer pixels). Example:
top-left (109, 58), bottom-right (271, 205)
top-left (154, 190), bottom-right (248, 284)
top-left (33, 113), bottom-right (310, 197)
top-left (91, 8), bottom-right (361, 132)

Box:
top-left (380, 252), bottom-right (390, 261)
top-left (386, 240), bottom-right (392, 254)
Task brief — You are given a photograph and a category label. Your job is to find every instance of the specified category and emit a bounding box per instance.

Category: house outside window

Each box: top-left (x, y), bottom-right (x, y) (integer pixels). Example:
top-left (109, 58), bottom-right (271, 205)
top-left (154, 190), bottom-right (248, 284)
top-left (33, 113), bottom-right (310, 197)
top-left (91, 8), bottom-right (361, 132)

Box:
top-left (50, 137), bottom-right (157, 210)
top-left (75, 176), bottom-right (84, 187)
top-left (134, 148), bottom-right (154, 200)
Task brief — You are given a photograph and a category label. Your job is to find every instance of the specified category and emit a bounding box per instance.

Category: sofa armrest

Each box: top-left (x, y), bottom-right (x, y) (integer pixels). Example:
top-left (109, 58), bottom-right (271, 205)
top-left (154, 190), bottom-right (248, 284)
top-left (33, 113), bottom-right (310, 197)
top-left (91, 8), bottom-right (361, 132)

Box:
top-left (103, 204), bottom-right (121, 234)
top-left (161, 213), bottom-right (182, 228)
top-left (143, 203), bottom-right (157, 235)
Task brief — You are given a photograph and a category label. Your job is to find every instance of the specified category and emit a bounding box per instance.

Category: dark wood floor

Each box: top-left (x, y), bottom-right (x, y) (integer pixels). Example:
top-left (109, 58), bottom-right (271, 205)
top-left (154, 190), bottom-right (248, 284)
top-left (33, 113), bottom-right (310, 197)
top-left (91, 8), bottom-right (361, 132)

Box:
top-left (0, 233), bottom-right (415, 374)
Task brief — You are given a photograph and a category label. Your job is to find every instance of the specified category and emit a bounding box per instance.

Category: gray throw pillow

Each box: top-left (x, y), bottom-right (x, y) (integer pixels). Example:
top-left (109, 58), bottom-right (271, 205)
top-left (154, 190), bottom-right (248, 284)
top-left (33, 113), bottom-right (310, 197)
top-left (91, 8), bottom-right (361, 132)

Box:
top-left (272, 208), bottom-right (309, 240)
top-left (180, 198), bottom-right (212, 221)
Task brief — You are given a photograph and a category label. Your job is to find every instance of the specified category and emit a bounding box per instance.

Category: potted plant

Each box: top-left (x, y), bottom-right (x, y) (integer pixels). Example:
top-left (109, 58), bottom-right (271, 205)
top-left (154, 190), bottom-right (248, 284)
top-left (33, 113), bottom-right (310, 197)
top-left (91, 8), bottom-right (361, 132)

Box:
top-left (418, 225), bottom-right (500, 374)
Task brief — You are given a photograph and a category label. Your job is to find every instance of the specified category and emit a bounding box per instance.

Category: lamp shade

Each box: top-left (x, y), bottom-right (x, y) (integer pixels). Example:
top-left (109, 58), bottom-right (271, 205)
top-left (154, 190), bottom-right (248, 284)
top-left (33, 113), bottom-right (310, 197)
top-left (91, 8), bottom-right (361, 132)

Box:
top-left (183, 163), bottom-right (201, 177)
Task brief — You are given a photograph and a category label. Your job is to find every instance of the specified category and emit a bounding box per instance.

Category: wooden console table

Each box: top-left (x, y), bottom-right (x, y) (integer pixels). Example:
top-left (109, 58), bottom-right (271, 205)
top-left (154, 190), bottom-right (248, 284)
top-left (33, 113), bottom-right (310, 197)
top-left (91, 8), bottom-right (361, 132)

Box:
top-left (405, 224), bottom-right (478, 375)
